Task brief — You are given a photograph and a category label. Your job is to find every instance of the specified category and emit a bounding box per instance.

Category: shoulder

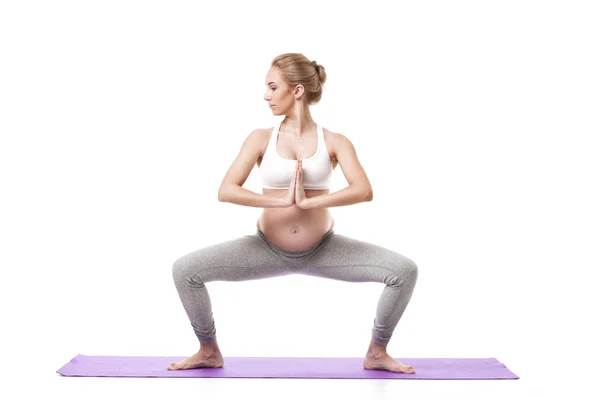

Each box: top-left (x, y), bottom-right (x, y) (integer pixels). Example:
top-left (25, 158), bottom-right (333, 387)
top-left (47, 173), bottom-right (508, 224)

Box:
top-left (323, 127), bottom-right (355, 160)
top-left (323, 127), bottom-right (353, 146)
top-left (246, 127), bottom-right (272, 157)
top-left (248, 127), bottom-right (270, 140)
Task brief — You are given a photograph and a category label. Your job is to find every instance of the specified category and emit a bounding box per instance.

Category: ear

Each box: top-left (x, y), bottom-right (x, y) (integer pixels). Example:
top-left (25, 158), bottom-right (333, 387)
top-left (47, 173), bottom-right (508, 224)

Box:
top-left (293, 84), bottom-right (305, 99)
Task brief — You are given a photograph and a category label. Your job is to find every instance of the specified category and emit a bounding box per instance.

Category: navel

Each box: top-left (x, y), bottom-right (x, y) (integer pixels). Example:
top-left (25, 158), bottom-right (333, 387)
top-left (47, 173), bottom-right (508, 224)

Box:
top-left (290, 226), bottom-right (299, 234)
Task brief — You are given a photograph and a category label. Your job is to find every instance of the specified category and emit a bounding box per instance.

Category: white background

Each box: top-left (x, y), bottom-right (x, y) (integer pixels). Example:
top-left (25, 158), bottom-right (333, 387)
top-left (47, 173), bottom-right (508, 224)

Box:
top-left (1, 1), bottom-right (598, 399)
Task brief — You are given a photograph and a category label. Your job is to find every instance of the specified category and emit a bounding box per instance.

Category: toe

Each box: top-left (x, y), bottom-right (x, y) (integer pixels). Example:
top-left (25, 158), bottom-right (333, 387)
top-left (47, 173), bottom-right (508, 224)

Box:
top-left (396, 365), bottom-right (413, 373)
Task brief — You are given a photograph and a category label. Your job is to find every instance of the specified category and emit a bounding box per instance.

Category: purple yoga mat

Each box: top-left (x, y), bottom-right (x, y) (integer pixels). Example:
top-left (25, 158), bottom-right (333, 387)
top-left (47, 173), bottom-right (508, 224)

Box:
top-left (56, 354), bottom-right (519, 379)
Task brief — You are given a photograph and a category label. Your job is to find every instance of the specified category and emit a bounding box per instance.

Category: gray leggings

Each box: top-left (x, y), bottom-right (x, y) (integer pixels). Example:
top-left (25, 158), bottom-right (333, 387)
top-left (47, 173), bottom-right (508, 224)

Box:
top-left (172, 229), bottom-right (418, 346)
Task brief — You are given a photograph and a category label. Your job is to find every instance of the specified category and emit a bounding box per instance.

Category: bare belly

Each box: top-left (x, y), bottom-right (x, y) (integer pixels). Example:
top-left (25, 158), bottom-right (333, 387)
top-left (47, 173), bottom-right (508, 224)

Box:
top-left (256, 188), bottom-right (335, 252)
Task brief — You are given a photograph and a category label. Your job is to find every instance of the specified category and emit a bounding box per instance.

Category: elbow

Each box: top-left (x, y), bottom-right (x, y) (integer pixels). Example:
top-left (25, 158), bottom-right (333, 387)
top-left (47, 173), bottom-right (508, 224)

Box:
top-left (354, 184), bottom-right (373, 202)
top-left (219, 184), bottom-right (242, 202)
top-left (218, 185), bottom-right (231, 202)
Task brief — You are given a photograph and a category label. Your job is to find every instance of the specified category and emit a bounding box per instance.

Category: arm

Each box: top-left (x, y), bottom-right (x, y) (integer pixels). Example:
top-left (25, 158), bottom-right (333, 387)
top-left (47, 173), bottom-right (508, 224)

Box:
top-left (219, 184), bottom-right (289, 208)
top-left (302, 132), bottom-right (373, 209)
top-left (217, 129), bottom-right (288, 208)
top-left (302, 186), bottom-right (372, 209)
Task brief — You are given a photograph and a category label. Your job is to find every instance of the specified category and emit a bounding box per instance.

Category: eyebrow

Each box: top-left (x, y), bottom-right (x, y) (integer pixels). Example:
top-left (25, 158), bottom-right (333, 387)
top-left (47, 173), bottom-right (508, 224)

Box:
top-left (266, 81), bottom-right (277, 85)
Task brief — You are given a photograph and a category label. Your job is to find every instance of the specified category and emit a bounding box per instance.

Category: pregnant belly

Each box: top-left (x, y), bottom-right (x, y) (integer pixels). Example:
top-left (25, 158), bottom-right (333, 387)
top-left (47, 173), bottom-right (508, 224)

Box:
top-left (257, 190), bottom-right (334, 252)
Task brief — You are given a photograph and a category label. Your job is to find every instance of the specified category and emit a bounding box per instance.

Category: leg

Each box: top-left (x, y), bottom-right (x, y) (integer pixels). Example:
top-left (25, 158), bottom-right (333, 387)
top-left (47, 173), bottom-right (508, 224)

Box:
top-left (169, 233), bottom-right (291, 369)
top-left (297, 232), bottom-right (419, 373)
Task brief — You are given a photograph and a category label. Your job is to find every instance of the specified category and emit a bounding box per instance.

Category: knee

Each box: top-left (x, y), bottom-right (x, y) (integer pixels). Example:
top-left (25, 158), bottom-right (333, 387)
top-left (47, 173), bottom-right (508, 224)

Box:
top-left (385, 258), bottom-right (418, 287)
top-left (405, 258), bottom-right (418, 280)
top-left (172, 257), bottom-right (188, 284)
top-left (172, 256), bottom-right (204, 288)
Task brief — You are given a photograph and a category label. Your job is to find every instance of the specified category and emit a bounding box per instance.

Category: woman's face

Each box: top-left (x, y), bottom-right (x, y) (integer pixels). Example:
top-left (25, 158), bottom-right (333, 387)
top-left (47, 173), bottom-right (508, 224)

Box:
top-left (264, 68), bottom-right (293, 115)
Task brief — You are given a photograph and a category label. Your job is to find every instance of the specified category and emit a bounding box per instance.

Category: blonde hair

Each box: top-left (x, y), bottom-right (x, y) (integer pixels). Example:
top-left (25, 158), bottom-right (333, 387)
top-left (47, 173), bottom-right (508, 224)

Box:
top-left (270, 53), bottom-right (327, 105)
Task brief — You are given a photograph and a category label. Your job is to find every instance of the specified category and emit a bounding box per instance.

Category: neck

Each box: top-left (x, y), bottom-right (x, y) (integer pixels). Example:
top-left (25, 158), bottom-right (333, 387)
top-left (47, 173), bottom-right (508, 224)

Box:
top-left (282, 102), bottom-right (315, 137)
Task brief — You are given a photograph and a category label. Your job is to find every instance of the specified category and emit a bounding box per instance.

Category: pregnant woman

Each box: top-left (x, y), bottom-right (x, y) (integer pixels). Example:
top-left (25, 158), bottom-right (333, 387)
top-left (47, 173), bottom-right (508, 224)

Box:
top-left (170, 53), bottom-right (419, 374)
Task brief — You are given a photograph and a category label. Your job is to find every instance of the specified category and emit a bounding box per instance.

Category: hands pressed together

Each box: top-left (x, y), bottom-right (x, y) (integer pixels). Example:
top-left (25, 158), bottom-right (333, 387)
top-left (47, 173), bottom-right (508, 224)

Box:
top-left (283, 160), bottom-right (309, 209)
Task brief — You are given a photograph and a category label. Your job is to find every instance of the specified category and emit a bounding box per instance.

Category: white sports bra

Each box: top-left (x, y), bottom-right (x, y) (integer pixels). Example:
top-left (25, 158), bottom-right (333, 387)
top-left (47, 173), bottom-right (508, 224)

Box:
top-left (260, 120), bottom-right (333, 190)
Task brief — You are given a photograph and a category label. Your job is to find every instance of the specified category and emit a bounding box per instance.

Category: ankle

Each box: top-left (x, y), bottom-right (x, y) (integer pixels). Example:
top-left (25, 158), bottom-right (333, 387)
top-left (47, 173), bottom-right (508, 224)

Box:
top-left (367, 341), bottom-right (388, 356)
top-left (199, 341), bottom-right (221, 355)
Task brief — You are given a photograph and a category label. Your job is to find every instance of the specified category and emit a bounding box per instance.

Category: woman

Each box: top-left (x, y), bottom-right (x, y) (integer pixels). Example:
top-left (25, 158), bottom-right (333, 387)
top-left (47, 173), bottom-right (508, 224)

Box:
top-left (169, 53), bottom-right (418, 374)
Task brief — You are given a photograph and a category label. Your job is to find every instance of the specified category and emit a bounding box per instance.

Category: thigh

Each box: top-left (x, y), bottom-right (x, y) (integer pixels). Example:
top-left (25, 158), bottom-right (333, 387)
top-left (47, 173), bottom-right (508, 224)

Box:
top-left (298, 233), bottom-right (418, 284)
top-left (172, 233), bottom-right (292, 283)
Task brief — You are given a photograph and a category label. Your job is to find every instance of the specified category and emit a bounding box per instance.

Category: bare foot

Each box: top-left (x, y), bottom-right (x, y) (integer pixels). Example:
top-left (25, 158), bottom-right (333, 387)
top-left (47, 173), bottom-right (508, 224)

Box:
top-left (167, 350), bottom-right (224, 370)
top-left (363, 352), bottom-right (415, 374)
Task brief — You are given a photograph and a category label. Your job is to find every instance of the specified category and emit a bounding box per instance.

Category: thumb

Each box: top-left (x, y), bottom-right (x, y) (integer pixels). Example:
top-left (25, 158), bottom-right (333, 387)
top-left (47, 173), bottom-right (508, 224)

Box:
top-left (292, 165), bottom-right (298, 185)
